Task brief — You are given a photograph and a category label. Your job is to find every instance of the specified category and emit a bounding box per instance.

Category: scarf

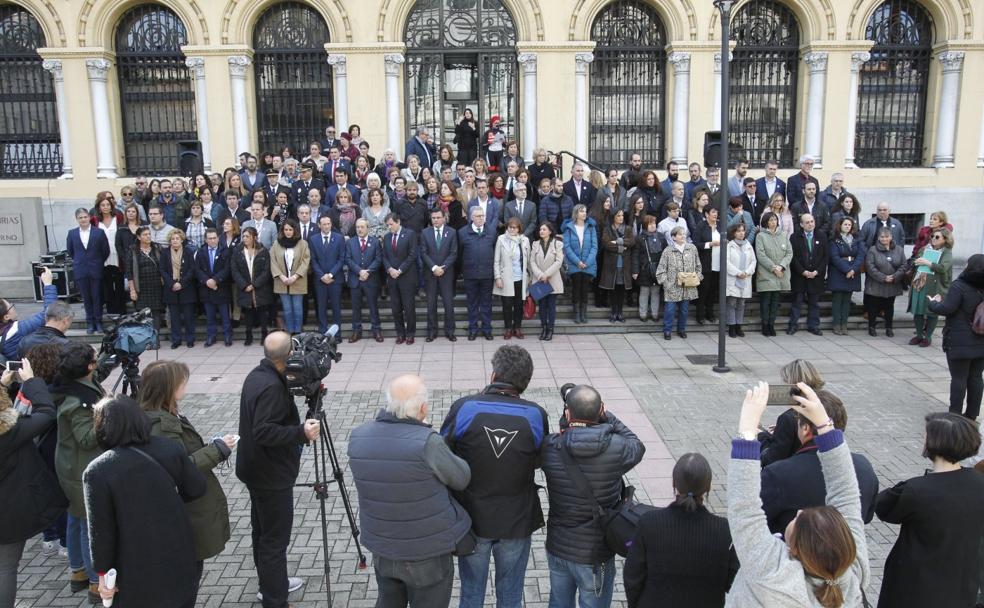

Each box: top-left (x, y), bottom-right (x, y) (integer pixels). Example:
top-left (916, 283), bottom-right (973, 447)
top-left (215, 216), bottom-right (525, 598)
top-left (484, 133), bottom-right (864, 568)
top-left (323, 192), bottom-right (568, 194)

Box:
top-left (841, 233), bottom-right (854, 247)
top-left (674, 242), bottom-right (686, 253)
top-left (734, 239), bottom-right (749, 290)
top-left (171, 248), bottom-right (182, 280)
top-left (439, 193), bottom-right (455, 214)
top-left (491, 186), bottom-right (506, 200)
top-left (337, 203), bottom-right (358, 236)
top-left (277, 235), bottom-right (299, 248)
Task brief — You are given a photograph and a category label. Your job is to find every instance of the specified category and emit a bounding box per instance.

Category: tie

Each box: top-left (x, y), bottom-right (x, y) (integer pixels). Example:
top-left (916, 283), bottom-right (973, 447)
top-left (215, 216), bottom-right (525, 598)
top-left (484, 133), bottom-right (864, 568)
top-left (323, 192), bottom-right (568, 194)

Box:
top-left (806, 233), bottom-right (813, 253)
top-left (478, 227), bottom-right (483, 235)
top-left (209, 248), bottom-right (215, 272)
top-left (392, 233), bottom-right (398, 252)
top-left (436, 229), bottom-right (443, 248)
top-left (360, 238), bottom-right (366, 253)
top-left (302, 225), bottom-right (307, 240)
top-left (517, 201), bottom-right (523, 217)
top-left (323, 235), bottom-right (328, 248)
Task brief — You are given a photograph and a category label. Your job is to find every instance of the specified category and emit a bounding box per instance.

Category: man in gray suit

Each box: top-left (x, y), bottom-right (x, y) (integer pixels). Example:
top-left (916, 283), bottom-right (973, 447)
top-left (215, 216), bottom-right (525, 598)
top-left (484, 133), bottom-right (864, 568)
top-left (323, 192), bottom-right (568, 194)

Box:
top-left (241, 201), bottom-right (278, 249)
top-left (503, 182), bottom-right (537, 240)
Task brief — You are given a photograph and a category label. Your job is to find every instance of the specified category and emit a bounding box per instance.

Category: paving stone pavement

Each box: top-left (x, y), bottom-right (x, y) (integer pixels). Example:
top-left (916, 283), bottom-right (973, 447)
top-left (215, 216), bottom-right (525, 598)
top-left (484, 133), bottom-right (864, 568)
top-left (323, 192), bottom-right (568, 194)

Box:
top-left (13, 328), bottom-right (954, 606)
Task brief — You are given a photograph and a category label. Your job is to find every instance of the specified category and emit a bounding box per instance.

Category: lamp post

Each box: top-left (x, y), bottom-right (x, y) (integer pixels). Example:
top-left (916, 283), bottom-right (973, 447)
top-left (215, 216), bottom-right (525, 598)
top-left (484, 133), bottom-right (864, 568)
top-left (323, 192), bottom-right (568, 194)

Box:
top-left (713, 0), bottom-right (735, 374)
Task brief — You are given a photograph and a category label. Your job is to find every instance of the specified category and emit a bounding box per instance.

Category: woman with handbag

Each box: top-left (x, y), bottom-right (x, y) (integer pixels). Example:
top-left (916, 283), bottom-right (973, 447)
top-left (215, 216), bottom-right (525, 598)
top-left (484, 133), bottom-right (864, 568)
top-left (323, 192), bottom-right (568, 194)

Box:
top-left (493, 218), bottom-right (531, 339)
top-left (908, 227), bottom-right (953, 347)
top-left (635, 215), bottom-right (663, 322)
top-left (863, 228), bottom-right (906, 337)
top-left (529, 221), bottom-right (564, 341)
top-left (655, 226), bottom-right (702, 340)
top-left (726, 223), bottom-right (757, 338)
top-left (600, 208), bottom-right (636, 323)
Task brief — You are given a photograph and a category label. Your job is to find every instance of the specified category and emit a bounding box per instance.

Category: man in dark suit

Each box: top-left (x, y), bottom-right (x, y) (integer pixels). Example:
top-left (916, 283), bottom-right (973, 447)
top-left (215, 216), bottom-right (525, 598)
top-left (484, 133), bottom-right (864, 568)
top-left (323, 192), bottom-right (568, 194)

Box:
top-left (457, 206), bottom-right (497, 340)
top-left (294, 204), bottom-right (318, 326)
top-left (344, 218), bottom-right (383, 343)
top-left (321, 147), bottom-right (351, 187)
top-left (683, 162), bottom-right (707, 203)
top-left (66, 207), bottom-right (110, 333)
top-left (195, 228), bottom-right (233, 346)
top-left (760, 389), bottom-right (879, 535)
top-left (216, 191), bottom-right (250, 226)
top-left (788, 213), bottom-right (828, 336)
top-left (421, 207), bottom-right (458, 342)
top-left (563, 162), bottom-right (596, 209)
top-left (320, 125), bottom-right (339, 152)
top-left (382, 213), bottom-right (419, 344)
top-left (325, 166), bottom-right (360, 208)
top-left (503, 182), bottom-right (537, 241)
top-left (263, 169), bottom-right (291, 207)
top-left (240, 154), bottom-right (267, 192)
top-left (786, 155), bottom-right (820, 207)
top-left (405, 127), bottom-right (437, 171)
top-left (790, 182), bottom-right (831, 235)
top-left (291, 165), bottom-right (325, 206)
top-left (730, 177), bottom-right (769, 224)
top-left (309, 215), bottom-right (346, 335)
top-left (466, 179), bottom-right (502, 233)
top-left (755, 159), bottom-right (786, 201)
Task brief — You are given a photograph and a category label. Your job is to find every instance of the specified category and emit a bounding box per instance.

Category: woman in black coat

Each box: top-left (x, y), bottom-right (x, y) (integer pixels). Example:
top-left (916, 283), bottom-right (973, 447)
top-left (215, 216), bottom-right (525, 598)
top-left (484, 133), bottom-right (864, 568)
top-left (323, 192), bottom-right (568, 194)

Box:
top-left (929, 253), bottom-right (984, 420)
top-left (624, 453), bottom-right (738, 607)
top-left (454, 108), bottom-right (479, 166)
top-left (85, 396), bottom-right (206, 608)
top-left (693, 206), bottom-right (721, 324)
top-left (231, 227), bottom-right (274, 346)
top-left (876, 412), bottom-right (984, 608)
top-left (0, 364), bottom-right (67, 608)
top-left (159, 230), bottom-right (198, 349)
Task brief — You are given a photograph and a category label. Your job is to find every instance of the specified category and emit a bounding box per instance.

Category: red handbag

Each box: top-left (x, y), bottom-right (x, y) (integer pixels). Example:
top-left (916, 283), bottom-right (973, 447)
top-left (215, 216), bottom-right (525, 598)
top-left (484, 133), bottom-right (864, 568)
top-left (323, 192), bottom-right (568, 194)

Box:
top-left (523, 295), bottom-right (536, 320)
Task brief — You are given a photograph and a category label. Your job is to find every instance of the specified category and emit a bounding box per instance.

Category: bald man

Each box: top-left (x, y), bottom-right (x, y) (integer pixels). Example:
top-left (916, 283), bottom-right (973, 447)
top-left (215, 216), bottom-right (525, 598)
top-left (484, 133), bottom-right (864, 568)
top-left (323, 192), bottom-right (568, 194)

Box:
top-left (348, 375), bottom-right (472, 607)
top-left (237, 332), bottom-right (320, 607)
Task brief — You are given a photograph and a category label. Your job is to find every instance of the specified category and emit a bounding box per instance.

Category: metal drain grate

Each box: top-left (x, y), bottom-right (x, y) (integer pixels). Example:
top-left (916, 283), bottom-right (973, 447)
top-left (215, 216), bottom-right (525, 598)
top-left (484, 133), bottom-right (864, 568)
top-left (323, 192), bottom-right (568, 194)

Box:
top-left (685, 354), bottom-right (721, 366)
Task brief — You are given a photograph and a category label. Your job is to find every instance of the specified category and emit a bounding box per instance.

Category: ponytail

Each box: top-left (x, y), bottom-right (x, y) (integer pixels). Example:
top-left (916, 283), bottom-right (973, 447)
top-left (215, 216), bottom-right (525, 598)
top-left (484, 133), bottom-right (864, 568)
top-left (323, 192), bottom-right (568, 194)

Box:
top-left (813, 579), bottom-right (845, 608)
top-left (673, 491), bottom-right (701, 513)
top-left (671, 453), bottom-right (711, 513)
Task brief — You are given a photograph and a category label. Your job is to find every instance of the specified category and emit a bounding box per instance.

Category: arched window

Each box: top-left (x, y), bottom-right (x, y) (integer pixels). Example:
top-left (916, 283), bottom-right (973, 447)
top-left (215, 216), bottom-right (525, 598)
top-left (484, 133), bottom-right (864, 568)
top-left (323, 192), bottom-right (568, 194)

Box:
top-left (589, 0), bottom-right (667, 171)
top-left (0, 5), bottom-right (60, 178)
top-left (253, 2), bottom-right (332, 158)
top-left (404, 0), bottom-right (517, 162)
top-left (729, 0), bottom-right (799, 167)
top-left (115, 4), bottom-right (196, 175)
top-left (856, 0), bottom-right (932, 167)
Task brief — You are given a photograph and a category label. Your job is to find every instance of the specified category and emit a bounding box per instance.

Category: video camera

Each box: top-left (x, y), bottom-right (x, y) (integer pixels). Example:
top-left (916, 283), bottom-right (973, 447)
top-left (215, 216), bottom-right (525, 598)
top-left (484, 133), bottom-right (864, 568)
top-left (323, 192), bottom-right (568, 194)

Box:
top-left (284, 326), bottom-right (342, 398)
top-left (95, 308), bottom-right (157, 395)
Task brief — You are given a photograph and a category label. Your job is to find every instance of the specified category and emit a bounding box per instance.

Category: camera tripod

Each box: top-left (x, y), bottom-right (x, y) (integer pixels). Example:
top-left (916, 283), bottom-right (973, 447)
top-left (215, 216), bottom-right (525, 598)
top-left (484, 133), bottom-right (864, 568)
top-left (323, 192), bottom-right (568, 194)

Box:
top-left (111, 356), bottom-right (142, 397)
top-left (296, 384), bottom-right (367, 601)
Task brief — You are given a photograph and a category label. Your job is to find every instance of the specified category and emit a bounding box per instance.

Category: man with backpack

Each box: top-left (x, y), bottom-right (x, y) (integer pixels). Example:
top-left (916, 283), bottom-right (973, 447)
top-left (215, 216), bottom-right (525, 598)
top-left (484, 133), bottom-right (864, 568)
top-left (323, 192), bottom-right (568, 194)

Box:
top-left (539, 383), bottom-right (646, 607)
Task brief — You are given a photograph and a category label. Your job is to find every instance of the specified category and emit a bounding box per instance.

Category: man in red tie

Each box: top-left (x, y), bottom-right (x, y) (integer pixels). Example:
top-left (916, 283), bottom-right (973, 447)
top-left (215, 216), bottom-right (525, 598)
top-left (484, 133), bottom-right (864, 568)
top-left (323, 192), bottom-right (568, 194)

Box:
top-left (382, 214), bottom-right (419, 344)
top-left (344, 219), bottom-right (383, 343)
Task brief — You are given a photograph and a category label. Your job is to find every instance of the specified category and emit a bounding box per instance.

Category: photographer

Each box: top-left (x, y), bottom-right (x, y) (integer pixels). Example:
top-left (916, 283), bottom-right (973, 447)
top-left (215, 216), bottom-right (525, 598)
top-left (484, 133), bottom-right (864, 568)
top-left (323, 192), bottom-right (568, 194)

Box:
top-left (540, 384), bottom-right (645, 607)
top-left (16, 300), bottom-right (72, 359)
top-left (237, 331), bottom-right (320, 608)
top-left (0, 267), bottom-right (55, 361)
top-left (348, 375), bottom-right (472, 607)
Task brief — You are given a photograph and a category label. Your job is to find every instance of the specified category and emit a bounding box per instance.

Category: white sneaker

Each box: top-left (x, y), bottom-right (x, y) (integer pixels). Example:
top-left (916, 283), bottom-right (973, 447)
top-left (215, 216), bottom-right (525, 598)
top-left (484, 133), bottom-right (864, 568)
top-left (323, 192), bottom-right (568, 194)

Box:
top-left (256, 577), bottom-right (304, 601)
top-left (58, 545), bottom-right (69, 558)
top-left (40, 541), bottom-right (57, 556)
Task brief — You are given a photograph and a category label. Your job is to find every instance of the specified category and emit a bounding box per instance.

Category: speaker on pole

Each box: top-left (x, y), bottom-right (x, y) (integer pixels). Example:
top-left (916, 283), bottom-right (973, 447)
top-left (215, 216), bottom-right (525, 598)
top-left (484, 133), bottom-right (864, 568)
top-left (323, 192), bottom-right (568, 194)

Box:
top-left (703, 131), bottom-right (722, 168)
top-left (177, 140), bottom-right (203, 177)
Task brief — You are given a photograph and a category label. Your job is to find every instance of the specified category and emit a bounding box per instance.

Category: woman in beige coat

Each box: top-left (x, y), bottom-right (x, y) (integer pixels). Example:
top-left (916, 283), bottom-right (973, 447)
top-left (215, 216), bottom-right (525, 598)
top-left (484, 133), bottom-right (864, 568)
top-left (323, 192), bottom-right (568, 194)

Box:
top-left (493, 217), bottom-right (532, 338)
top-left (655, 226), bottom-right (702, 340)
top-left (529, 220), bottom-right (565, 340)
top-left (269, 219), bottom-right (310, 334)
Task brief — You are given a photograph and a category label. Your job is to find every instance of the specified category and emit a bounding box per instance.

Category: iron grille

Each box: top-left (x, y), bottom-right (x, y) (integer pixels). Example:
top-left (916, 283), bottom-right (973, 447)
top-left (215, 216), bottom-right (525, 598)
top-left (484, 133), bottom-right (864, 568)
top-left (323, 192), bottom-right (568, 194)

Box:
top-left (253, 2), bottom-right (333, 160)
top-left (405, 0), bottom-right (518, 153)
top-left (856, 0), bottom-right (932, 167)
top-left (0, 5), bottom-right (61, 178)
top-left (729, 0), bottom-right (799, 168)
top-left (588, 0), bottom-right (667, 172)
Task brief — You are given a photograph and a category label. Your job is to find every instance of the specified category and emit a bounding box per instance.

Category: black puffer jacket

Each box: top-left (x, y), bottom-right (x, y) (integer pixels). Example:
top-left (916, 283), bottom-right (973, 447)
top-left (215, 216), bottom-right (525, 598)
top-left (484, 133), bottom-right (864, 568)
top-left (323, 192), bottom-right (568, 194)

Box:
top-left (929, 272), bottom-right (984, 360)
top-left (540, 413), bottom-right (646, 564)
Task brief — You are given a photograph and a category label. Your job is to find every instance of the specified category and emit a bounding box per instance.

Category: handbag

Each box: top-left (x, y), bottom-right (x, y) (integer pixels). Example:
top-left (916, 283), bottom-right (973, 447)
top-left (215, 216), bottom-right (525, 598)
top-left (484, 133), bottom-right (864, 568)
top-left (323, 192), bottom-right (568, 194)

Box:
top-left (972, 290), bottom-right (984, 336)
top-left (523, 295), bottom-right (536, 320)
top-left (557, 438), bottom-right (656, 558)
top-left (529, 280), bottom-right (553, 302)
top-left (677, 271), bottom-right (700, 288)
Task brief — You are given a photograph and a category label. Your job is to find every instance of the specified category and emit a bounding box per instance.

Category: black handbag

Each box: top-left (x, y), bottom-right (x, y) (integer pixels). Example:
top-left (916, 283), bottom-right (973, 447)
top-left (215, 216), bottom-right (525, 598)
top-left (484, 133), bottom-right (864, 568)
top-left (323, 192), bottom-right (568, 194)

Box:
top-left (557, 438), bottom-right (656, 558)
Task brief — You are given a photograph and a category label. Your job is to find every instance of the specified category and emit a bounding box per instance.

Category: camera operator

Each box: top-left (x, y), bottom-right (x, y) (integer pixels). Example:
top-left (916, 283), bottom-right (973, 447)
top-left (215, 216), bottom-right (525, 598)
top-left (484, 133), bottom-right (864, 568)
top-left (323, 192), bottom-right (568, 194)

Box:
top-left (236, 331), bottom-right (320, 608)
top-left (16, 301), bottom-right (72, 359)
top-left (348, 374), bottom-right (472, 607)
top-left (541, 384), bottom-right (645, 607)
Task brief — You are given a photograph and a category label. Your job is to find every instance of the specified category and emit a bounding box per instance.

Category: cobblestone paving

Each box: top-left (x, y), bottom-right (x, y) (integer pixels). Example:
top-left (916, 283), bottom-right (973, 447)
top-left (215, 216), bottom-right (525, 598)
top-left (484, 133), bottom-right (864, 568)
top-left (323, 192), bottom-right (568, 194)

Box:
top-left (14, 327), bottom-right (952, 607)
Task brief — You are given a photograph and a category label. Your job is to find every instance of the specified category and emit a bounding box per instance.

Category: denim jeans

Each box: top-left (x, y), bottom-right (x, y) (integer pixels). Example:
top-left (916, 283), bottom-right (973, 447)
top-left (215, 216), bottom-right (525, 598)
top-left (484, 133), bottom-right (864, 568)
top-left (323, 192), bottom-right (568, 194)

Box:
top-left (458, 535), bottom-right (531, 608)
top-left (546, 553), bottom-right (615, 608)
top-left (373, 553), bottom-right (454, 608)
top-left (279, 294), bottom-right (303, 333)
top-left (663, 300), bottom-right (688, 333)
top-left (0, 540), bottom-right (26, 608)
top-left (67, 514), bottom-right (97, 583)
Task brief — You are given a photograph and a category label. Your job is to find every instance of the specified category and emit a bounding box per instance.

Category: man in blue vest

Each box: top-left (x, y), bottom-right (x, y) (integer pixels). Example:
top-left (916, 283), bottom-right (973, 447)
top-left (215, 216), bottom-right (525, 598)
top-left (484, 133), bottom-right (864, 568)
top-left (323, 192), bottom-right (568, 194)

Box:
top-left (349, 374), bottom-right (472, 607)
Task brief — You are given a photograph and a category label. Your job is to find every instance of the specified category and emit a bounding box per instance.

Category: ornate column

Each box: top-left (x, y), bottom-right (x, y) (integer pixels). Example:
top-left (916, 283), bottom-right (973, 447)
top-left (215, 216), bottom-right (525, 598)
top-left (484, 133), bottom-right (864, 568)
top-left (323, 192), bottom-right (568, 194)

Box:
top-left (843, 51), bottom-right (870, 169)
top-left (384, 53), bottom-right (405, 155)
top-left (712, 51), bottom-right (732, 131)
top-left (327, 54), bottom-right (348, 133)
top-left (803, 51), bottom-right (828, 168)
top-left (227, 55), bottom-right (252, 158)
top-left (574, 52), bottom-right (594, 160)
top-left (517, 53), bottom-right (538, 161)
top-left (185, 57), bottom-right (212, 172)
top-left (668, 52), bottom-right (691, 164)
top-left (41, 59), bottom-right (73, 179)
top-left (933, 50), bottom-right (965, 168)
top-left (85, 58), bottom-right (118, 178)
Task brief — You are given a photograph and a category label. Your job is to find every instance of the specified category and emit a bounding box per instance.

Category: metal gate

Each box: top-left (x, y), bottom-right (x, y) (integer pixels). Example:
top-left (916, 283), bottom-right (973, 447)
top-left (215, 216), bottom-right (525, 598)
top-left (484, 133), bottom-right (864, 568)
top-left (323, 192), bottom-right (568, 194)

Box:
top-left (0, 5), bottom-right (61, 178)
top-left (729, 0), bottom-right (800, 167)
top-left (115, 4), bottom-right (196, 176)
top-left (253, 2), bottom-right (332, 159)
top-left (404, 0), bottom-right (517, 157)
top-left (589, 0), bottom-right (667, 172)
top-left (855, 0), bottom-right (932, 167)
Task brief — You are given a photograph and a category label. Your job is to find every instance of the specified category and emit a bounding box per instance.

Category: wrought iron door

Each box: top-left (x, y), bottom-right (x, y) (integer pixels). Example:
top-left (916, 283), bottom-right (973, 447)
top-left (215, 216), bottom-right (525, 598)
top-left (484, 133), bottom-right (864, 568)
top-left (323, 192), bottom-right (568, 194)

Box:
top-left (729, 0), bottom-right (800, 167)
top-left (253, 2), bottom-right (332, 159)
top-left (589, 0), bottom-right (667, 171)
top-left (856, 0), bottom-right (932, 167)
top-left (404, 0), bottom-right (518, 154)
top-left (0, 5), bottom-right (61, 178)
top-left (115, 4), bottom-right (196, 175)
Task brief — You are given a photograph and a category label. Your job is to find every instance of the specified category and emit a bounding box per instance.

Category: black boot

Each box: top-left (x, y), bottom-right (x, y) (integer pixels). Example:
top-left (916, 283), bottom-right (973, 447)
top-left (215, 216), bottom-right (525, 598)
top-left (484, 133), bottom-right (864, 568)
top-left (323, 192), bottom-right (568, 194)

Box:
top-left (545, 326), bottom-right (554, 341)
top-left (539, 325), bottom-right (547, 340)
top-left (579, 303), bottom-right (587, 324)
top-left (736, 324), bottom-right (745, 337)
top-left (728, 325), bottom-right (737, 338)
top-left (761, 322), bottom-right (769, 336)
top-left (244, 330), bottom-right (253, 346)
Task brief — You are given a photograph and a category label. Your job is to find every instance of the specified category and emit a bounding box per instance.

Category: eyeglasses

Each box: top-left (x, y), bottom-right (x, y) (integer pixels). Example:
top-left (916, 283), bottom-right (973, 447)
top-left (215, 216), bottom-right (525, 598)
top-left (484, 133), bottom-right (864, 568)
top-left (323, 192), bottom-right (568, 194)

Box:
top-left (122, 192), bottom-right (133, 196)
top-left (932, 234), bottom-right (944, 240)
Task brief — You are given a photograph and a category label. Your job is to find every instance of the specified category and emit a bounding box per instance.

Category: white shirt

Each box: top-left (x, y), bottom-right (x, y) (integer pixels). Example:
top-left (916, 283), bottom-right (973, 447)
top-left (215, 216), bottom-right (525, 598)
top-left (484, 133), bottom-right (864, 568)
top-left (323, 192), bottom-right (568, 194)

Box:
top-left (284, 247), bottom-right (296, 275)
top-left (79, 227), bottom-right (90, 249)
top-left (763, 177), bottom-right (778, 198)
top-left (574, 224), bottom-right (585, 248)
top-left (99, 217), bottom-right (119, 267)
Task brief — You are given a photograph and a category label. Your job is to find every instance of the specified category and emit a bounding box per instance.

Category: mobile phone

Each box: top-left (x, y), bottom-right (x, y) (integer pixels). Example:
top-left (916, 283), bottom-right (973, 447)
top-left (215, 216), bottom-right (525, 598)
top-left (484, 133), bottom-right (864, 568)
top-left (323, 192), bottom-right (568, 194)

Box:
top-left (766, 384), bottom-right (802, 406)
top-left (5, 361), bottom-right (23, 372)
top-left (230, 434), bottom-right (240, 446)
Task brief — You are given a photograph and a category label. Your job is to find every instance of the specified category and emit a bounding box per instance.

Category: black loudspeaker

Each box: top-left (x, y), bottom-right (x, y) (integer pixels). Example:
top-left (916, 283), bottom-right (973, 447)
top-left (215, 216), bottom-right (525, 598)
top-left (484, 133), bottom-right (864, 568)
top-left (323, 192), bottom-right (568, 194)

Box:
top-left (178, 140), bottom-right (203, 177)
top-left (703, 131), bottom-right (746, 169)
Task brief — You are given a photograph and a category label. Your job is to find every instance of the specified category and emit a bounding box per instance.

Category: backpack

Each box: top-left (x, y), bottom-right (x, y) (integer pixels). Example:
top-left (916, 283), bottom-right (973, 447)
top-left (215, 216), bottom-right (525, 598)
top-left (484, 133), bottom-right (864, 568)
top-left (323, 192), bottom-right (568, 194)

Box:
top-left (972, 290), bottom-right (984, 336)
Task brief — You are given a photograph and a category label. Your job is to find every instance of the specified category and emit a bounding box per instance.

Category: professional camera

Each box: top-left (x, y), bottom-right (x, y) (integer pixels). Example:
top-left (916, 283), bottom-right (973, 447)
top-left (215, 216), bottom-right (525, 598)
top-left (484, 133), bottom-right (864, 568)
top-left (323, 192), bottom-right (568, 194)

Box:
top-left (95, 308), bottom-right (157, 396)
top-left (284, 327), bottom-right (342, 398)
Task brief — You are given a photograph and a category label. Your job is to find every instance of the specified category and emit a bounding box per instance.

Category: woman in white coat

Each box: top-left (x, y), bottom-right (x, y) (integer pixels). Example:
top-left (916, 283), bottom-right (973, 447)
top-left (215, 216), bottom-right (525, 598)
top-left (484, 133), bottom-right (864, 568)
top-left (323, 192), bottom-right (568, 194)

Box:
top-left (529, 220), bottom-right (565, 341)
top-left (493, 217), bottom-right (532, 339)
top-left (726, 222), bottom-right (757, 337)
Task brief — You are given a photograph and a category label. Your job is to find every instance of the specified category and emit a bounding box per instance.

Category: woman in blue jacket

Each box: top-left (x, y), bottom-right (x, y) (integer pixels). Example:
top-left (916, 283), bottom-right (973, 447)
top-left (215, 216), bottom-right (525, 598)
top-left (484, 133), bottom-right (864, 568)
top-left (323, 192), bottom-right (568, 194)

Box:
top-left (0, 268), bottom-right (56, 361)
top-left (827, 216), bottom-right (863, 336)
top-left (562, 205), bottom-right (597, 325)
